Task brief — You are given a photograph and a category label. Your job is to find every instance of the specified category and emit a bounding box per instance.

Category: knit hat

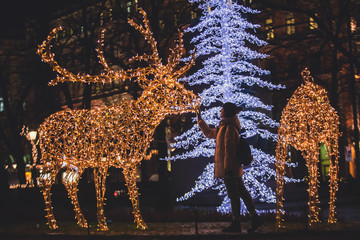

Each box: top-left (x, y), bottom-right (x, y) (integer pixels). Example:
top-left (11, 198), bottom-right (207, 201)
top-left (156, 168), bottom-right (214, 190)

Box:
top-left (222, 102), bottom-right (243, 118)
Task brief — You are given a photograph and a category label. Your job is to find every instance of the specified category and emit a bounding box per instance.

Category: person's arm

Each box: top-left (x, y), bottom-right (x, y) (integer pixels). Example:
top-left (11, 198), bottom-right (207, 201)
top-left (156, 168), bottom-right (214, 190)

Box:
top-left (196, 109), bottom-right (217, 139)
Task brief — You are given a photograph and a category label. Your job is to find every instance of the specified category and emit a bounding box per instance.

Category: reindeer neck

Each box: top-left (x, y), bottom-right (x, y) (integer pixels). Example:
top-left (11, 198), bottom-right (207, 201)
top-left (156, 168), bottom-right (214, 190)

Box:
top-left (134, 94), bottom-right (168, 127)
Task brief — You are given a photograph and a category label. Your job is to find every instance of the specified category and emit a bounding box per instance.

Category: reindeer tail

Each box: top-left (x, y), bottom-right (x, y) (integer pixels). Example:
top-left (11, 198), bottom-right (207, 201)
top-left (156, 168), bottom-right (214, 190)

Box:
top-left (144, 149), bottom-right (158, 161)
top-left (21, 126), bottom-right (39, 168)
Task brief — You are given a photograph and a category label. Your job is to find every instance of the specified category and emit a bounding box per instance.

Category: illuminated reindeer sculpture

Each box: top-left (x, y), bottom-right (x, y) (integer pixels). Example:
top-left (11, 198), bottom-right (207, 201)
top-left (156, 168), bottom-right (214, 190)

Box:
top-left (35, 9), bottom-right (200, 231)
top-left (275, 69), bottom-right (340, 227)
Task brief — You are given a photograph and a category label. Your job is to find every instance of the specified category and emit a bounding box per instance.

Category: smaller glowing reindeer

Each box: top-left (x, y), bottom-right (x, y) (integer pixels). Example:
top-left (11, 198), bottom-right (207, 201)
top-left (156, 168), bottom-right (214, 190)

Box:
top-left (275, 69), bottom-right (340, 227)
top-left (33, 9), bottom-right (200, 231)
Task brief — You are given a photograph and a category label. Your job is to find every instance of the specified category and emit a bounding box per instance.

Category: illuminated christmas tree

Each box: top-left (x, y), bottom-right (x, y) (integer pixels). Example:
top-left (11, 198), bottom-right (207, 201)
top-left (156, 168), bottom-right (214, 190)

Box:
top-left (169, 0), bottom-right (299, 214)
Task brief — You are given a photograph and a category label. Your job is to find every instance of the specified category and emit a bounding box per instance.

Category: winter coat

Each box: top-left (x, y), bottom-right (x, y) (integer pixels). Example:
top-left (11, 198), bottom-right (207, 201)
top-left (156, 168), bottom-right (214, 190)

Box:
top-left (198, 116), bottom-right (243, 178)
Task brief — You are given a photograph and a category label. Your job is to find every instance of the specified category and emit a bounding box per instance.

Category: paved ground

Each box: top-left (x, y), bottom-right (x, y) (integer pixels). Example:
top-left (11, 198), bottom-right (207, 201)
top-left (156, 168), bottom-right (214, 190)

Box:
top-left (1, 221), bottom-right (360, 240)
top-left (1, 181), bottom-right (360, 239)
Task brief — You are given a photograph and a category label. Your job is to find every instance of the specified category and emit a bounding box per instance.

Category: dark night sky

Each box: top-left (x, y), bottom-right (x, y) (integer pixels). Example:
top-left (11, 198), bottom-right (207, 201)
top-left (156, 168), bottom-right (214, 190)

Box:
top-left (1, 1), bottom-right (45, 31)
top-left (0, 0), bottom-right (78, 38)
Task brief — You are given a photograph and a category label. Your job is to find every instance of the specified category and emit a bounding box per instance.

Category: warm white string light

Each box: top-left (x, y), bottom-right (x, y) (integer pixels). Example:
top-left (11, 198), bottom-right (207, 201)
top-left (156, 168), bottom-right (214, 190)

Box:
top-left (35, 8), bottom-right (200, 231)
top-left (276, 68), bottom-right (340, 227)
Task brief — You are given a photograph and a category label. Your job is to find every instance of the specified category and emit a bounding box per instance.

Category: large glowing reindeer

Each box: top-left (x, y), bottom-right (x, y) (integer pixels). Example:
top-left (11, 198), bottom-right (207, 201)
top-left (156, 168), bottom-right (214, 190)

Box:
top-left (34, 9), bottom-right (200, 231)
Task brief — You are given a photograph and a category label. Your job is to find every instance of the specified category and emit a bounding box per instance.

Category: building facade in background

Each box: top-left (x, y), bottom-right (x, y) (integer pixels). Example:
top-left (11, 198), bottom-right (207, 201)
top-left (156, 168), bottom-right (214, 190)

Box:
top-left (1, 0), bottom-right (360, 189)
top-left (253, 0), bottom-right (360, 181)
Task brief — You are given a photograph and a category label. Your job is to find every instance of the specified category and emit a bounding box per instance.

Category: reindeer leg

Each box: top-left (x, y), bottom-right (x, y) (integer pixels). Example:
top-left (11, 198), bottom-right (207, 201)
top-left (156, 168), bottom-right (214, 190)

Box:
top-left (62, 168), bottom-right (87, 228)
top-left (306, 150), bottom-right (321, 226)
top-left (275, 141), bottom-right (287, 228)
top-left (123, 166), bottom-right (147, 230)
top-left (328, 144), bottom-right (339, 223)
top-left (38, 167), bottom-right (59, 230)
top-left (93, 167), bottom-right (109, 231)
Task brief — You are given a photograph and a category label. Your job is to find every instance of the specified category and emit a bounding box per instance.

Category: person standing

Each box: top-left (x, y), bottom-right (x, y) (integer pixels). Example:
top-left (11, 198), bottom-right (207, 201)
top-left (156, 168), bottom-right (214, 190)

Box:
top-left (196, 102), bottom-right (263, 233)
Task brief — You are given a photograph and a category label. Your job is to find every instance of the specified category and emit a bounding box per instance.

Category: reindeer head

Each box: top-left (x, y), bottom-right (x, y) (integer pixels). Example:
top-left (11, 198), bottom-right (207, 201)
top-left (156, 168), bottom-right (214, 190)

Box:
top-left (125, 9), bottom-right (200, 114)
top-left (140, 76), bottom-right (201, 115)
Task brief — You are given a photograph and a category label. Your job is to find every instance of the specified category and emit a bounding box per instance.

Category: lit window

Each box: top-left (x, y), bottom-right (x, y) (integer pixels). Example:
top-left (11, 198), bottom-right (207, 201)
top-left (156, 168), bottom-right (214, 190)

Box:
top-left (127, 1), bottom-right (132, 14)
top-left (0, 97), bottom-right (4, 112)
top-left (134, 0), bottom-right (138, 10)
top-left (174, 12), bottom-right (179, 26)
top-left (286, 13), bottom-right (295, 35)
top-left (355, 41), bottom-right (360, 53)
top-left (159, 20), bottom-right (165, 30)
top-left (114, 46), bottom-right (122, 59)
top-left (351, 18), bottom-right (357, 33)
top-left (320, 143), bottom-right (330, 181)
top-left (191, 10), bottom-right (197, 20)
top-left (265, 17), bottom-right (274, 40)
top-left (100, 12), bottom-right (104, 26)
top-left (309, 17), bottom-right (318, 30)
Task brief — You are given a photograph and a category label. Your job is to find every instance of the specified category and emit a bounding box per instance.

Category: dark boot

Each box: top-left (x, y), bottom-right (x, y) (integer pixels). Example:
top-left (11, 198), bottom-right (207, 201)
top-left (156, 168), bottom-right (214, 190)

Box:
top-left (248, 215), bottom-right (263, 233)
top-left (222, 220), bottom-right (241, 233)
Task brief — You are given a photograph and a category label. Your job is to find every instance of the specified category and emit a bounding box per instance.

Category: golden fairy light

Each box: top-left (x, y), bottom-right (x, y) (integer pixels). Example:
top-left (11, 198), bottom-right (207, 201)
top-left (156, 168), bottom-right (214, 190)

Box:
top-left (275, 68), bottom-right (340, 228)
top-left (21, 127), bottom-right (38, 168)
top-left (37, 26), bottom-right (119, 86)
top-left (34, 8), bottom-right (200, 231)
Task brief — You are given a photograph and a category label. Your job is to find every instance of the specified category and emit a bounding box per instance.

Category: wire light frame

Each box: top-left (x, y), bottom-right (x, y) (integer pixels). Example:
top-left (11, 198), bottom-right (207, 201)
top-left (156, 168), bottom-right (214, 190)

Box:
top-left (34, 9), bottom-right (200, 231)
top-left (275, 68), bottom-right (340, 228)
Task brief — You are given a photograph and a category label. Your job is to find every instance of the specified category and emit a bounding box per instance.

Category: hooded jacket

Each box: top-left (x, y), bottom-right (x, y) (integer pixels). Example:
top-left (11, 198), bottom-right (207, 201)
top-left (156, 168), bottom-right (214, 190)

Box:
top-left (198, 116), bottom-right (243, 178)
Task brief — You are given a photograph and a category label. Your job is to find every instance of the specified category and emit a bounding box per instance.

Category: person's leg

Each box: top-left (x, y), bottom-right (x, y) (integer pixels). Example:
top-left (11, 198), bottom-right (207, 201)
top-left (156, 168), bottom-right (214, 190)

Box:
top-left (238, 177), bottom-right (256, 215)
top-left (238, 177), bottom-right (263, 232)
top-left (223, 176), bottom-right (241, 232)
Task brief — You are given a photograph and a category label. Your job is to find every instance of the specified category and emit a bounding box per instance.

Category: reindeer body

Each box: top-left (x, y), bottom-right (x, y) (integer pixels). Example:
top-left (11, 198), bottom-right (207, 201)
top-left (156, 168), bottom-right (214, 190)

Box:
top-left (38, 80), bottom-right (198, 231)
top-left (35, 9), bottom-right (200, 231)
top-left (39, 100), bottom-right (158, 170)
top-left (275, 69), bottom-right (340, 227)
top-left (38, 99), bottom-right (168, 231)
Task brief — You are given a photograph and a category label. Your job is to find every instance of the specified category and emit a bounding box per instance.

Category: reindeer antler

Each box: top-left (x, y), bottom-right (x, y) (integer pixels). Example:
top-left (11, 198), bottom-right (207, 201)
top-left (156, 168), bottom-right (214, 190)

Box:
top-left (127, 9), bottom-right (161, 66)
top-left (37, 9), bottom-right (195, 87)
top-left (166, 31), bottom-right (196, 80)
top-left (127, 8), bottom-right (195, 83)
top-left (97, 27), bottom-right (155, 85)
top-left (96, 29), bottom-right (113, 74)
top-left (37, 27), bottom-right (123, 86)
